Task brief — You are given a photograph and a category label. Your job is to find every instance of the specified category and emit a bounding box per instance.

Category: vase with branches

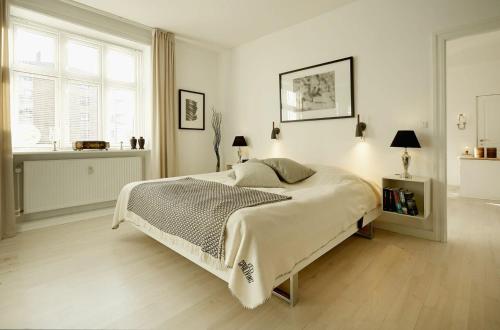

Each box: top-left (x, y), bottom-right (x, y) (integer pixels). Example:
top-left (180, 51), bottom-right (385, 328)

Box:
top-left (211, 107), bottom-right (222, 172)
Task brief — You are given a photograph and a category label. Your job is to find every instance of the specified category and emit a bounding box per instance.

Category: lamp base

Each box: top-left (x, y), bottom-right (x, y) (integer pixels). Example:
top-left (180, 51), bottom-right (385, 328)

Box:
top-left (401, 149), bottom-right (411, 179)
top-left (237, 147), bottom-right (242, 163)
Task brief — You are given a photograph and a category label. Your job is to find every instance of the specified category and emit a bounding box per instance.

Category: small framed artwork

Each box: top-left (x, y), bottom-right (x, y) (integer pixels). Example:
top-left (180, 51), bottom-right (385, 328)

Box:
top-left (279, 56), bottom-right (354, 123)
top-left (179, 89), bottom-right (205, 130)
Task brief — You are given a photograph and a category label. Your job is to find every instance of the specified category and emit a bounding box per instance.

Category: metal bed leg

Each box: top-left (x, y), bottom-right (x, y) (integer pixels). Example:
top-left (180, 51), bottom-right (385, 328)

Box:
top-left (272, 272), bottom-right (299, 306)
top-left (356, 221), bottom-right (374, 239)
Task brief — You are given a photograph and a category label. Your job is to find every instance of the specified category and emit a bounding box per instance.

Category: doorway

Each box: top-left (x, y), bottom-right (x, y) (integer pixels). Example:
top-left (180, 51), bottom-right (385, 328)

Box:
top-left (442, 26), bottom-right (500, 241)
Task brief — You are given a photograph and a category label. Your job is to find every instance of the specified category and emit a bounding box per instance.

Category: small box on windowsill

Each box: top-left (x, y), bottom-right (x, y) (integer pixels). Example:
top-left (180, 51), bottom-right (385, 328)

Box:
top-left (486, 148), bottom-right (497, 159)
top-left (73, 141), bottom-right (110, 151)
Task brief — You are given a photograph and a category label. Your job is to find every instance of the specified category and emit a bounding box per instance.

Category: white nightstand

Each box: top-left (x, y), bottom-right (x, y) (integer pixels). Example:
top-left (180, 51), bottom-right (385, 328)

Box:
top-left (382, 174), bottom-right (431, 220)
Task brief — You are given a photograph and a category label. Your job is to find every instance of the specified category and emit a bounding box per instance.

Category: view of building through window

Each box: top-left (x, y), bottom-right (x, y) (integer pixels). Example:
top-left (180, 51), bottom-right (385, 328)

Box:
top-left (10, 23), bottom-right (142, 150)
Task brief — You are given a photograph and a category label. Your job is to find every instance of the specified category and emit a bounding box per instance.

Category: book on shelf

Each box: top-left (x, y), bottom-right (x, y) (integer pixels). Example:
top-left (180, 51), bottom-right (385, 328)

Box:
top-left (399, 189), bottom-right (408, 215)
top-left (383, 187), bottom-right (392, 211)
top-left (393, 189), bottom-right (402, 213)
top-left (383, 187), bottom-right (419, 216)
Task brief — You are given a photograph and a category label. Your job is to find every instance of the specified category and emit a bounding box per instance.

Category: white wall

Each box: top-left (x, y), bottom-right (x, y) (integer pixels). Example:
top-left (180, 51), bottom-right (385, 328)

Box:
top-left (446, 30), bottom-right (500, 186)
top-left (175, 40), bottom-right (222, 175)
top-left (220, 0), bottom-right (500, 235)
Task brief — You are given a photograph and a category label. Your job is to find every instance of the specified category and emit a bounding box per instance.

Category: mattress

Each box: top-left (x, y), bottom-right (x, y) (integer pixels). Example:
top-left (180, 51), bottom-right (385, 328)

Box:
top-left (112, 164), bottom-right (381, 308)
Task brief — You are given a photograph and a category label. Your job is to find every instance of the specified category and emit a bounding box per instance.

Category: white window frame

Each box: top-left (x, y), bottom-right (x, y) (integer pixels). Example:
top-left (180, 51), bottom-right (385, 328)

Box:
top-left (10, 17), bottom-right (144, 151)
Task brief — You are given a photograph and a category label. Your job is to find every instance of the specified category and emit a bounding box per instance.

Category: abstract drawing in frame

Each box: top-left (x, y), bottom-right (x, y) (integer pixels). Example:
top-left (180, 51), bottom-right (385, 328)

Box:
top-left (179, 89), bottom-right (205, 130)
top-left (279, 56), bottom-right (354, 123)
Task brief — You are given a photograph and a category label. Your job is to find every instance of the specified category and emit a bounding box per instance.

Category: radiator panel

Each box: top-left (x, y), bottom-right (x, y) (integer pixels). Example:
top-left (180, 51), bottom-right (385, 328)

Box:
top-left (23, 157), bottom-right (142, 214)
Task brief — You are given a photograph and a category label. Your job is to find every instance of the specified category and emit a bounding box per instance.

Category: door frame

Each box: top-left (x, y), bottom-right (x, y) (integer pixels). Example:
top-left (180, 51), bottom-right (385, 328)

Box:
top-left (433, 16), bottom-right (500, 242)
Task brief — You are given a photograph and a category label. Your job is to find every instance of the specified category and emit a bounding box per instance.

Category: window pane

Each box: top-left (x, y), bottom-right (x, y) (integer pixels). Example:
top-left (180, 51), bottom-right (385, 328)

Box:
top-left (105, 88), bottom-right (135, 145)
top-left (14, 26), bottom-right (56, 69)
top-left (63, 82), bottom-right (99, 145)
top-left (12, 74), bottom-right (56, 148)
top-left (106, 49), bottom-right (135, 83)
top-left (65, 40), bottom-right (100, 76)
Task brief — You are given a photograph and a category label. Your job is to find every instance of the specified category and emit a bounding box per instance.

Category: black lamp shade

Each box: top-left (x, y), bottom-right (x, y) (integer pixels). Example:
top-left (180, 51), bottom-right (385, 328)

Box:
top-left (390, 130), bottom-right (421, 148)
top-left (232, 136), bottom-right (247, 147)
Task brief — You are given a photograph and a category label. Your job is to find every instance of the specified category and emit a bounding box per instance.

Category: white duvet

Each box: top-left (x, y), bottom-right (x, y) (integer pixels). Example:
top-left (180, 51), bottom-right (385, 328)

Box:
top-left (112, 164), bottom-right (380, 308)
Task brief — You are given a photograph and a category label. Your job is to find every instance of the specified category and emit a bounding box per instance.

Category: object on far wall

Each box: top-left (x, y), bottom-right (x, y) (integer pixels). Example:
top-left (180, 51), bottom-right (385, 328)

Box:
top-left (179, 89), bottom-right (205, 130)
top-left (279, 56), bottom-right (354, 123)
top-left (211, 107), bottom-right (222, 172)
top-left (476, 94), bottom-right (500, 148)
top-left (486, 147), bottom-right (497, 158)
top-left (355, 114), bottom-right (367, 140)
top-left (232, 136), bottom-right (247, 163)
top-left (130, 136), bottom-right (137, 149)
top-left (390, 130), bottom-right (421, 179)
top-left (457, 113), bottom-right (466, 130)
top-left (474, 147), bottom-right (484, 158)
top-left (138, 137), bottom-right (145, 149)
top-left (271, 121), bottom-right (280, 140)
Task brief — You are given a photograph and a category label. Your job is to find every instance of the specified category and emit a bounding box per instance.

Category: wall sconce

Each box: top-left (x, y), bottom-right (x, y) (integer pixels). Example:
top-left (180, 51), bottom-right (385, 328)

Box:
top-left (355, 114), bottom-right (367, 140)
top-left (271, 121), bottom-right (280, 139)
top-left (457, 113), bottom-right (466, 130)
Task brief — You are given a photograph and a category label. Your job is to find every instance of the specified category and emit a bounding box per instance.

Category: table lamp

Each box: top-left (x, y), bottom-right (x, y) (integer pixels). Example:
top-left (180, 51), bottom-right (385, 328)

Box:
top-left (390, 130), bottom-right (421, 179)
top-left (232, 136), bottom-right (247, 163)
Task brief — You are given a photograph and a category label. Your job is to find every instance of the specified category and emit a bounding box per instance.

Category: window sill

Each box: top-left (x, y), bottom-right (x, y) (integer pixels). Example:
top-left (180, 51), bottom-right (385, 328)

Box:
top-left (13, 149), bottom-right (151, 156)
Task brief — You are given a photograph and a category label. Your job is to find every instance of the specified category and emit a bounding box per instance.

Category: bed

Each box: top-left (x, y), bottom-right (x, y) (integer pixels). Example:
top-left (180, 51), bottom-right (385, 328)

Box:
top-left (112, 164), bottom-right (381, 309)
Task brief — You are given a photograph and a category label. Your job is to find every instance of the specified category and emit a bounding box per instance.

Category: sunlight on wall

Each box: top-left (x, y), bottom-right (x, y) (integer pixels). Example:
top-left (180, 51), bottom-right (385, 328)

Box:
top-left (347, 139), bottom-right (375, 179)
top-left (271, 139), bottom-right (284, 158)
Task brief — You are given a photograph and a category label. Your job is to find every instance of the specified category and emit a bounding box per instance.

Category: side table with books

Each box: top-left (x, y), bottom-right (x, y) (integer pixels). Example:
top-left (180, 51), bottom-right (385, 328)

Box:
top-left (382, 175), bottom-right (431, 220)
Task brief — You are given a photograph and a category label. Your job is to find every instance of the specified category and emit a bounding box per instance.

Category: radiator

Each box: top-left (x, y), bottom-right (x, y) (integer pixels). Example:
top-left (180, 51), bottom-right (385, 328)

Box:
top-left (23, 157), bottom-right (142, 214)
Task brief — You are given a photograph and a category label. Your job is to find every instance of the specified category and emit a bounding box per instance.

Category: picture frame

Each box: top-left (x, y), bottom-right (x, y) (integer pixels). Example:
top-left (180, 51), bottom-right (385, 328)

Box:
top-left (279, 56), bottom-right (354, 123)
top-left (178, 89), bottom-right (205, 130)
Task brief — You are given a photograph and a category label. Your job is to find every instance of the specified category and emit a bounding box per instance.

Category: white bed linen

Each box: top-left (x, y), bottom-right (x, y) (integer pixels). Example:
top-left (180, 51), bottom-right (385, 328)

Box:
top-left (112, 165), bottom-right (380, 308)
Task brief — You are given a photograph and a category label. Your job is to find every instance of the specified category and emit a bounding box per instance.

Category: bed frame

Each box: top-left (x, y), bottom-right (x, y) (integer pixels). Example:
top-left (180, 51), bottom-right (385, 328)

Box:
top-left (129, 206), bottom-right (381, 307)
top-left (271, 207), bottom-right (380, 306)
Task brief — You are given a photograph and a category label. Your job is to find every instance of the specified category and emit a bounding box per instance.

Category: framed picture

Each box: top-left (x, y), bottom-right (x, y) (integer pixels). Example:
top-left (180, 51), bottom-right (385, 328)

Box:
top-left (179, 89), bottom-right (205, 130)
top-left (279, 56), bottom-right (354, 123)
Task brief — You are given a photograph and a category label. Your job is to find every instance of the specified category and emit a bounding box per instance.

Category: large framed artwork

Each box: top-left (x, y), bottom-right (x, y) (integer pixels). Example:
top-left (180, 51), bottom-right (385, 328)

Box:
top-left (179, 89), bottom-right (205, 130)
top-left (279, 56), bottom-right (354, 123)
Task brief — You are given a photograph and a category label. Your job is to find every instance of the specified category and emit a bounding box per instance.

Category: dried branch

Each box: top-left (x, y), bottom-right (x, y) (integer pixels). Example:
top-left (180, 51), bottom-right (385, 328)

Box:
top-left (211, 106), bottom-right (222, 171)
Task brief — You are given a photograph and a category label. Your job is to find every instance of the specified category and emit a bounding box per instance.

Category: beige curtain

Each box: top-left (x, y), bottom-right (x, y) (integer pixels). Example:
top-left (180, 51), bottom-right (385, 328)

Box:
top-left (152, 29), bottom-right (176, 178)
top-left (0, 0), bottom-right (16, 239)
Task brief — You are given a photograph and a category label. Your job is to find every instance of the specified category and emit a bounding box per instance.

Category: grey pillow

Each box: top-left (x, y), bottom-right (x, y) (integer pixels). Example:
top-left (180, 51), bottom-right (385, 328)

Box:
top-left (233, 162), bottom-right (283, 188)
top-left (262, 158), bottom-right (315, 183)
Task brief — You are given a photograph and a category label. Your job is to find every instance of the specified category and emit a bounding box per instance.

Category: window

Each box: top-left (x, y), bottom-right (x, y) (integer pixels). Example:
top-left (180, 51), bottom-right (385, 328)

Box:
top-left (10, 21), bottom-right (143, 150)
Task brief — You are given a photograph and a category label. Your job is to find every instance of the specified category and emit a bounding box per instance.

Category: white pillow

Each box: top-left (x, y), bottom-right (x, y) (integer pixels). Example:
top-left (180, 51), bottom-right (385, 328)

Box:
top-left (233, 162), bottom-right (283, 188)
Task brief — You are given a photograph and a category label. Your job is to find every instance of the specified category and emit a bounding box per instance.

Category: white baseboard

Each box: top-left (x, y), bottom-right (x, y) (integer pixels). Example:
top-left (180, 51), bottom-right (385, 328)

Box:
top-left (374, 221), bottom-right (437, 241)
top-left (18, 207), bottom-right (114, 232)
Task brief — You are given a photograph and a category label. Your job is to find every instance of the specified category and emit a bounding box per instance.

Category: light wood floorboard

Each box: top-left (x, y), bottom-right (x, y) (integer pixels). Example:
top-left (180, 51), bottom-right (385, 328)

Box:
top-left (0, 196), bottom-right (499, 329)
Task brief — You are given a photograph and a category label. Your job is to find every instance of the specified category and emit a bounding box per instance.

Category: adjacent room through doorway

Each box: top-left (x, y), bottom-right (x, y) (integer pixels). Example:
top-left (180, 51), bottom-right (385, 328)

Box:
top-left (445, 29), bottom-right (500, 240)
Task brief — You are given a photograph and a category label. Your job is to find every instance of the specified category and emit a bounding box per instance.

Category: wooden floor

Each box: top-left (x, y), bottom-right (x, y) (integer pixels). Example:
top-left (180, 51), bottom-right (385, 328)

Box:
top-left (1, 196), bottom-right (499, 329)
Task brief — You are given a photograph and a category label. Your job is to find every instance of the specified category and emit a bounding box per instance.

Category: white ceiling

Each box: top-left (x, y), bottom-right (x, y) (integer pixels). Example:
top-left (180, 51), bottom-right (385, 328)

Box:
top-left (72, 0), bottom-right (354, 48)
